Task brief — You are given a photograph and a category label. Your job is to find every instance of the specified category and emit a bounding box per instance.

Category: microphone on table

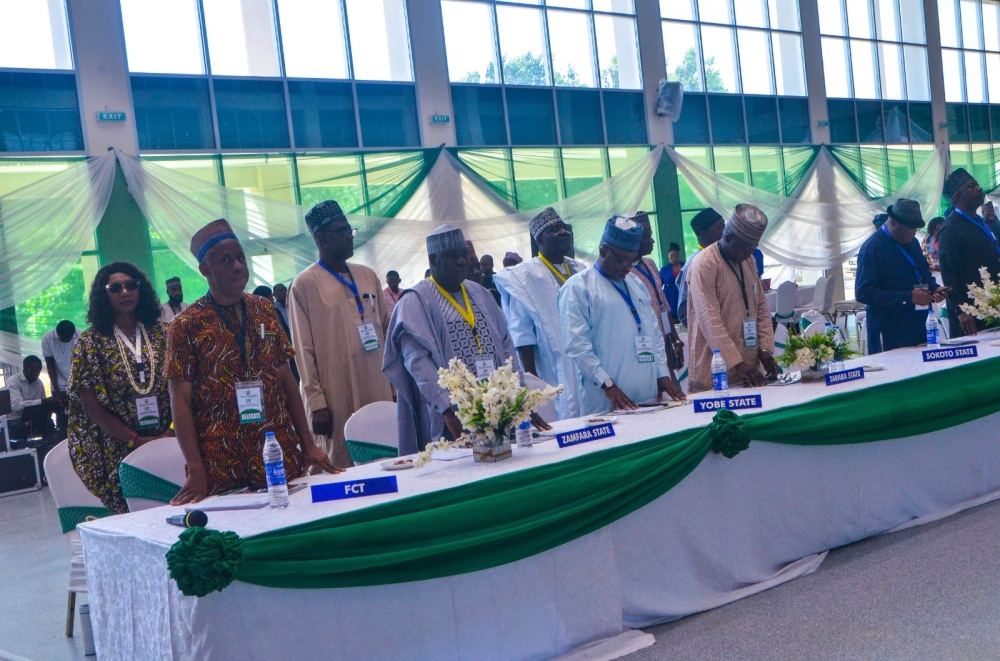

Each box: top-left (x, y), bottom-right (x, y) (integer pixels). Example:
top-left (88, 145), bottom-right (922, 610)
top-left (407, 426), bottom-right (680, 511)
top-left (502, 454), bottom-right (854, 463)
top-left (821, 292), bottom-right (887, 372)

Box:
top-left (166, 510), bottom-right (208, 528)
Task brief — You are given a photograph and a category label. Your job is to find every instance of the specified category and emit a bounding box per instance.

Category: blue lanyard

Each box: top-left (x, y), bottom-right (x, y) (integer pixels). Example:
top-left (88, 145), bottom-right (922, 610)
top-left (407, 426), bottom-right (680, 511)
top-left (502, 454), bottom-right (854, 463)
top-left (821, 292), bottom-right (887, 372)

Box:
top-left (955, 209), bottom-right (1000, 255)
top-left (318, 260), bottom-right (366, 322)
top-left (595, 264), bottom-right (642, 331)
top-left (632, 260), bottom-right (665, 306)
top-left (881, 225), bottom-right (923, 284)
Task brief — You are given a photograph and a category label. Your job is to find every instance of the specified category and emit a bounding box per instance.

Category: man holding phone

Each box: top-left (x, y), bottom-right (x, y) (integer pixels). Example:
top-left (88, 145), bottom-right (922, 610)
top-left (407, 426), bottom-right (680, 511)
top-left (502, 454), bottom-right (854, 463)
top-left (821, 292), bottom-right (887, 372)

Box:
top-left (856, 199), bottom-right (948, 353)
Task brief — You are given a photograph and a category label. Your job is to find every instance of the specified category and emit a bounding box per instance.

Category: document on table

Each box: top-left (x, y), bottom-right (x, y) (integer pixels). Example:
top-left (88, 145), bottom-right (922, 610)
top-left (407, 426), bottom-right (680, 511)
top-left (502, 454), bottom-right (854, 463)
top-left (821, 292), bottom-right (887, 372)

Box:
top-left (612, 399), bottom-right (687, 415)
top-left (186, 484), bottom-right (307, 511)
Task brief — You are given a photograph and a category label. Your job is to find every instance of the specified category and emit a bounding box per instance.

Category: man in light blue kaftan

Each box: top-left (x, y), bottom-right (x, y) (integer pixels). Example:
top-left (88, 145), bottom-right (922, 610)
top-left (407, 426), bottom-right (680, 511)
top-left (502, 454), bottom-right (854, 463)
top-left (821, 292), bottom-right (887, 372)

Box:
top-left (558, 217), bottom-right (683, 416)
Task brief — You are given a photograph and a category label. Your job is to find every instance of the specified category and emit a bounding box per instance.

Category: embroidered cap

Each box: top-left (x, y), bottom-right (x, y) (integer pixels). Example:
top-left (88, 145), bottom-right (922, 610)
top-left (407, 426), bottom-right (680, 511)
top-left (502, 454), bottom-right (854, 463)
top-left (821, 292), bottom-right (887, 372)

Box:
top-left (305, 200), bottom-right (348, 235)
top-left (627, 210), bottom-right (651, 226)
top-left (503, 251), bottom-right (523, 265)
top-left (726, 204), bottom-right (768, 244)
top-left (529, 207), bottom-right (564, 240)
top-left (691, 207), bottom-right (724, 234)
top-left (601, 216), bottom-right (644, 253)
top-left (426, 224), bottom-right (466, 255)
top-left (190, 219), bottom-right (238, 262)
top-left (943, 168), bottom-right (975, 199)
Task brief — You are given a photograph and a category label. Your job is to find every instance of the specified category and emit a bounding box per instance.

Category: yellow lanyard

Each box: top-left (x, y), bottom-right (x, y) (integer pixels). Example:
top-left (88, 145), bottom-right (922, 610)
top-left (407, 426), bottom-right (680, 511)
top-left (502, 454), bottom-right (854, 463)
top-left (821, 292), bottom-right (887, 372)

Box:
top-left (539, 254), bottom-right (570, 284)
top-left (430, 276), bottom-right (482, 352)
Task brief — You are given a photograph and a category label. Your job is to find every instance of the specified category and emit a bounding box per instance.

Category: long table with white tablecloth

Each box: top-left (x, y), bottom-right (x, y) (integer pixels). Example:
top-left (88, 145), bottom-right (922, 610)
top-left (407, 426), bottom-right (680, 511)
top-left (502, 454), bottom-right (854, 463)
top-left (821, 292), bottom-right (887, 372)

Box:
top-left (79, 336), bottom-right (1000, 660)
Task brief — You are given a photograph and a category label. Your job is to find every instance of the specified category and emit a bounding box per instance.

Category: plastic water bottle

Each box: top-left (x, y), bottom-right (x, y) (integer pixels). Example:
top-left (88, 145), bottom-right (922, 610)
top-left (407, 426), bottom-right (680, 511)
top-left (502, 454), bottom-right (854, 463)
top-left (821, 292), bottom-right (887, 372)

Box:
top-left (926, 312), bottom-right (940, 348)
top-left (711, 350), bottom-right (729, 396)
top-left (263, 432), bottom-right (289, 509)
top-left (516, 420), bottom-right (533, 448)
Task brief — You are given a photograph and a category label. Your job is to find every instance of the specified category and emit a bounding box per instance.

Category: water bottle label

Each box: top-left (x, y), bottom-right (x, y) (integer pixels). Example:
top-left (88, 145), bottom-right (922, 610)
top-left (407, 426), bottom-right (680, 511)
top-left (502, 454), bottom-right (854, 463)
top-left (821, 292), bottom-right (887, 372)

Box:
top-left (926, 328), bottom-right (938, 345)
top-left (265, 460), bottom-right (286, 487)
top-left (712, 371), bottom-right (729, 392)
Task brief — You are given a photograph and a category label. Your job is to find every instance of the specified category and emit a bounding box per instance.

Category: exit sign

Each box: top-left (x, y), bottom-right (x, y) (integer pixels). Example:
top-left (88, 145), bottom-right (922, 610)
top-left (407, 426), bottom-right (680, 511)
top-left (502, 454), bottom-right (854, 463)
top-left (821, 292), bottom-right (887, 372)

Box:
top-left (430, 114), bottom-right (450, 123)
top-left (96, 112), bottom-right (126, 122)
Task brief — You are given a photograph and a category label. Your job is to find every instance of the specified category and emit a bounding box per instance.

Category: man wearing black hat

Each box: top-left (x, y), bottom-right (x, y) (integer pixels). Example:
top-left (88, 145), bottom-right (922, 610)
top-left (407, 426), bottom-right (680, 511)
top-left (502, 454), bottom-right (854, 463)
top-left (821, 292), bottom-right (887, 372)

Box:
top-left (938, 168), bottom-right (1000, 336)
top-left (856, 199), bottom-right (948, 353)
top-left (675, 208), bottom-right (725, 327)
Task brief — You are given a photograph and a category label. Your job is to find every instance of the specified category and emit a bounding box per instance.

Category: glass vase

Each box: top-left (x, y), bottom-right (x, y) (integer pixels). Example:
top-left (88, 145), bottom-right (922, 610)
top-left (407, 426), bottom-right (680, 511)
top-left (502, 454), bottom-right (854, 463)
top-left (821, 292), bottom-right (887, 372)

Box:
top-left (471, 430), bottom-right (512, 463)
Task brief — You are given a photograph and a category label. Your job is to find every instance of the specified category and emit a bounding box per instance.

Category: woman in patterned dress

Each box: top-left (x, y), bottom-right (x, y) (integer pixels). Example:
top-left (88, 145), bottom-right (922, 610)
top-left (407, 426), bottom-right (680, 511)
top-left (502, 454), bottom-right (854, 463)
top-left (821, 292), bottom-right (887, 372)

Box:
top-left (67, 262), bottom-right (173, 514)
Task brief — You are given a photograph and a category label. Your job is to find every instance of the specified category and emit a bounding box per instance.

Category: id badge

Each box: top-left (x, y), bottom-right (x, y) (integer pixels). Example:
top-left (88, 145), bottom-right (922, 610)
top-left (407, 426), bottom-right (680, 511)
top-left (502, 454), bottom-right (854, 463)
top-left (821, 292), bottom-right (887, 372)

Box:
top-left (913, 284), bottom-right (929, 311)
top-left (635, 335), bottom-right (655, 363)
top-left (357, 322), bottom-right (381, 352)
top-left (236, 380), bottom-right (264, 425)
top-left (474, 357), bottom-right (495, 380)
top-left (135, 396), bottom-right (160, 430)
top-left (742, 318), bottom-right (758, 348)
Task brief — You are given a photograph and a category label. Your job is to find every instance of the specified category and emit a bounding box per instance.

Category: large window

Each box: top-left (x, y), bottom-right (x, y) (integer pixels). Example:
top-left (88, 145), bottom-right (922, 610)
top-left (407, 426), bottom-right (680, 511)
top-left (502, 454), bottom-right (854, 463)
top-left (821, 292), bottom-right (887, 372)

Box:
top-left (121, 0), bottom-right (413, 81)
top-left (939, 0), bottom-right (1000, 103)
top-left (660, 0), bottom-right (806, 96)
top-left (819, 0), bottom-right (930, 101)
top-left (0, 0), bottom-right (73, 71)
top-left (442, 0), bottom-right (641, 90)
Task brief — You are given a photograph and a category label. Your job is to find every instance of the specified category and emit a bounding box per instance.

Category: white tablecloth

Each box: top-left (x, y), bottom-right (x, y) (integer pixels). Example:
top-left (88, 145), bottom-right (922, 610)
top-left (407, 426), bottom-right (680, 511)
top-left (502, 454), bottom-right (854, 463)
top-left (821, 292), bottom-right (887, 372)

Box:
top-left (765, 284), bottom-right (816, 313)
top-left (80, 338), bottom-right (1000, 660)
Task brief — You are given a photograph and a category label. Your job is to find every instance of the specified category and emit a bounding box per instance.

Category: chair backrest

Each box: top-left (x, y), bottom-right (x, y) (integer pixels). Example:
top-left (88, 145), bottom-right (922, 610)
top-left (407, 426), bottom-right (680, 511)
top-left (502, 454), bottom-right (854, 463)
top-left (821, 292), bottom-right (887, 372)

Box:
top-left (43, 440), bottom-right (110, 534)
top-left (774, 281), bottom-right (797, 319)
top-left (773, 323), bottom-right (790, 351)
top-left (119, 437), bottom-right (185, 512)
top-left (344, 401), bottom-right (399, 449)
top-left (811, 276), bottom-right (828, 310)
top-left (803, 320), bottom-right (826, 338)
top-left (822, 276), bottom-right (837, 312)
top-left (523, 372), bottom-right (559, 422)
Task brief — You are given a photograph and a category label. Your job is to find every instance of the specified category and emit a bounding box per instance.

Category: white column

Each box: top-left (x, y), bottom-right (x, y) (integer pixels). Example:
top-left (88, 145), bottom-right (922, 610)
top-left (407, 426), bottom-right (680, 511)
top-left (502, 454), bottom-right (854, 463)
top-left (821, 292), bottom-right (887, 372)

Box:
top-left (923, 0), bottom-right (950, 149)
top-left (406, 0), bottom-right (457, 147)
top-left (798, 0), bottom-right (830, 144)
top-left (634, 0), bottom-right (672, 145)
top-left (66, 0), bottom-right (138, 156)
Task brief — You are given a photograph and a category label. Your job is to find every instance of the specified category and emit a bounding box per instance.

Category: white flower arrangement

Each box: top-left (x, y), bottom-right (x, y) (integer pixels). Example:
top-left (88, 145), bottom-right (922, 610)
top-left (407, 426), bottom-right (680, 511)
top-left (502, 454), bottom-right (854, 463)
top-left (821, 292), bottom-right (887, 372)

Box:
top-left (960, 266), bottom-right (1000, 323)
top-left (413, 357), bottom-right (562, 466)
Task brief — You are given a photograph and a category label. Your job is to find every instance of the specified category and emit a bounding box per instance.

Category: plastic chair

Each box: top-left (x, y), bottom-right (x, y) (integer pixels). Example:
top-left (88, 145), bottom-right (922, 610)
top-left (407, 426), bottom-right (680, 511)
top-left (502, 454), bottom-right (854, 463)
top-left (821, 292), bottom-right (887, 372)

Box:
top-left (344, 401), bottom-right (399, 465)
top-left (773, 322), bottom-right (790, 352)
top-left (523, 372), bottom-right (558, 424)
top-left (43, 440), bottom-right (108, 639)
top-left (803, 320), bottom-right (827, 338)
top-left (773, 281), bottom-right (799, 327)
top-left (119, 437), bottom-right (185, 512)
top-left (821, 277), bottom-right (837, 322)
top-left (796, 276), bottom-right (828, 318)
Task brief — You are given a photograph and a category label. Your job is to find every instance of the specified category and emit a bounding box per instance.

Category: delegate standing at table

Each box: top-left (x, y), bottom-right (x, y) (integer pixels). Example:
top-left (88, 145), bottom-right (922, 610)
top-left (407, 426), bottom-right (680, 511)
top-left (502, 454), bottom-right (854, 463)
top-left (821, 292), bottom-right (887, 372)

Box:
top-left (630, 211), bottom-right (685, 375)
top-left (938, 168), bottom-right (1000, 337)
top-left (494, 207), bottom-right (586, 419)
top-left (68, 263), bottom-right (172, 514)
top-left (676, 208), bottom-right (725, 327)
top-left (288, 200), bottom-right (393, 468)
top-left (383, 225), bottom-right (544, 454)
top-left (559, 217), bottom-right (683, 415)
top-left (687, 205), bottom-right (777, 394)
top-left (855, 199), bottom-right (948, 354)
top-left (168, 220), bottom-right (339, 506)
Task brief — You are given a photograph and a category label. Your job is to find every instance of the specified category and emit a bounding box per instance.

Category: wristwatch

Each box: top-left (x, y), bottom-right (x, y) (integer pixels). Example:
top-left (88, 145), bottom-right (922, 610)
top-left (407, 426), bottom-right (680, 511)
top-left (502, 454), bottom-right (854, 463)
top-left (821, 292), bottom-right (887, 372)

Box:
top-left (602, 378), bottom-right (614, 390)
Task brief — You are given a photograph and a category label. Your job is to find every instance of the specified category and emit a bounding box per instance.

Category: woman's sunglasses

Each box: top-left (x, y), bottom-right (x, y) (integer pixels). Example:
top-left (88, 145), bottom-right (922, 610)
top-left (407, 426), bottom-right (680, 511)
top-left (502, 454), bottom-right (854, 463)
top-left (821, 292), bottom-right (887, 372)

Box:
top-left (105, 279), bottom-right (140, 294)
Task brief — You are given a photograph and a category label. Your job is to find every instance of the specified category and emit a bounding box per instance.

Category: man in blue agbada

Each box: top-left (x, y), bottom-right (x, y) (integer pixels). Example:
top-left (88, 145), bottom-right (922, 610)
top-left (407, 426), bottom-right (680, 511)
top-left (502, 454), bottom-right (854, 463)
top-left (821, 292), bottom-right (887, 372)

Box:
top-left (558, 217), bottom-right (685, 416)
top-left (855, 198), bottom-right (949, 353)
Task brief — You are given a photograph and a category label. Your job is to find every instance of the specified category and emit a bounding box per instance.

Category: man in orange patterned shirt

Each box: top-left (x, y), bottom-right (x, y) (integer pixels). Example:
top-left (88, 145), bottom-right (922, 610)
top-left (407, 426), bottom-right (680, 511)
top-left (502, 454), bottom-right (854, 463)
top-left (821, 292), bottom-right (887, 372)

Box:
top-left (168, 219), bottom-right (340, 506)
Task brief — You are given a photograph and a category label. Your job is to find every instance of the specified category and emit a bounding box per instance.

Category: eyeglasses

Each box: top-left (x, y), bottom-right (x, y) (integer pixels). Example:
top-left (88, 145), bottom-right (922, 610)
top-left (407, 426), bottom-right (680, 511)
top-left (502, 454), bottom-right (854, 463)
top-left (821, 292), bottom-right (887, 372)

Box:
top-left (606, 245), bottom-right (640, 266)
top-left (105, 279), bottom-right (140, 294)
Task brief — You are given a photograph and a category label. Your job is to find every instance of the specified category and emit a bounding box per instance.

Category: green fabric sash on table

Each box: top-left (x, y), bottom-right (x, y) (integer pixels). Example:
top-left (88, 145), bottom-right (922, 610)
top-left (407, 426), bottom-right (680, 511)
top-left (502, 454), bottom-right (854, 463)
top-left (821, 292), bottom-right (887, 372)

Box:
top-left (170, 356), bottom-right (1000, 593)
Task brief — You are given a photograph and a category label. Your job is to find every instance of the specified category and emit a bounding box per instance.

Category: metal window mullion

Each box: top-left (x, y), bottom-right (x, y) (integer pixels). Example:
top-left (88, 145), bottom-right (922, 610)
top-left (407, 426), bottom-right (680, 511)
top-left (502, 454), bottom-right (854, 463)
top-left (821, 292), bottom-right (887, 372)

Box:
top-left (542, 7), bottom-right (555, 87)
top-left (196, 0), bottom-right (222, 154)
top-left (557, 146), bottom-right (568, 200)
top-left (342, 0), bottom-right (356, 80)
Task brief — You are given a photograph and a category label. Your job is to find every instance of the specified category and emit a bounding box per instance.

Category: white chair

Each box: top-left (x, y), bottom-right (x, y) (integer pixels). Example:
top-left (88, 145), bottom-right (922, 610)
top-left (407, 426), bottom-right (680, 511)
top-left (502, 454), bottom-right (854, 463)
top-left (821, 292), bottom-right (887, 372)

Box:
top-left (43, 440), bottom-right (107, 639)
top-left (523, 372), bottom-right (558, 424)
top-left (344, 401), bottom-right (399, 465)
top-left (773, 281), bottom-right (799, 327)
top-left (119, 437), bottom-right (185, 512)
top-left (855, 310), bottom-right (868, 355)
top-left (795, 276), bottom-right (828, 319)
top-left (773, 323), bottom-right (790, 352)
top-left (803, 320), bottom-right (827, 338)
top-left (821, 276), bottom-right (837, 322)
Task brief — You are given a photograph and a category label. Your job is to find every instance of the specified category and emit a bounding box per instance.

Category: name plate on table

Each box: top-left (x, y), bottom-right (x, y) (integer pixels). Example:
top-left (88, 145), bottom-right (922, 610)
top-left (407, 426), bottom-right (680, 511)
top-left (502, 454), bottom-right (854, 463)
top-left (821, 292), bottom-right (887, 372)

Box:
top-left (311, 476), bottom-right (398, 503)
top-left (693, 394), bottom-right (763, 413)
top-left (556, 424), bottom-right (615, 448)
top-left (825, 367), bottom-right (865, 386)
top-left (922, 346), bottom-right (978, 362)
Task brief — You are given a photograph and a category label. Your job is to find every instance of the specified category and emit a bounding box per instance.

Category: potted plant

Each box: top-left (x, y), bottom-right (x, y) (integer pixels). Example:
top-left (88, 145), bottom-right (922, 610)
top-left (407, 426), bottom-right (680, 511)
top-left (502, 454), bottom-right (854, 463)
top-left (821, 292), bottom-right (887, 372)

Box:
top-left (777, 329), bottom-right (856, 381)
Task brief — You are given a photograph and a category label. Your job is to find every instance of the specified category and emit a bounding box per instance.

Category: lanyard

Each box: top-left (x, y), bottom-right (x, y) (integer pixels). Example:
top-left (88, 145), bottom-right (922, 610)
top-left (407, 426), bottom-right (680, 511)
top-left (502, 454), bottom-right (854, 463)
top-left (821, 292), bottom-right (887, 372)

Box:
top-left (595, 263), bottom-right (642, 331)
top-left (632, 259), bottom-right (665, 306)
top-left (539, 254), bottom-right (570, 285)
top-left (114, 323), bottom-right (144, 364)
top-left (319, 260), bottom-right (366, 322)
top-left (724, 259), bottom-right (751, 316)
top-left (430, 276), bottom-right (482, 352)
top-left (209, 292), bottom-right (251, 377)
top-left (955, 209), bottom-right (1000, 255)
top-left (385, 287), bottom-right (400, 304)
top-left (881, 225), bottom-right (923, 284)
